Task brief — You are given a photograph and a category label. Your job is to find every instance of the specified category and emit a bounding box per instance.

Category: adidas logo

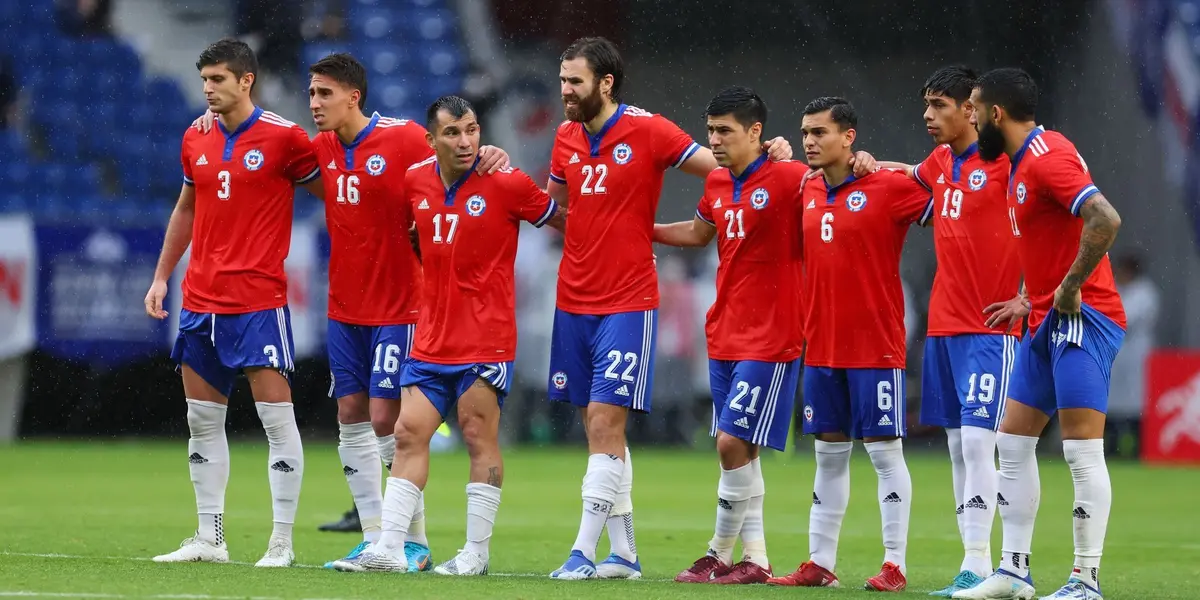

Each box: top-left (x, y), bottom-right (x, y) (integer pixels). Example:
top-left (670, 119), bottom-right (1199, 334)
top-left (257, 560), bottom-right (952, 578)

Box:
top-left (713, 198), bottom-right (722, 209)
top-left (616, 385), bottom-right (630, 397)
top-left (343, 465), bottom-right (358, 476)
top-left (965, 495), bottom-right (988, 510)
top-left (569, 152), bottom-right (580, 164)
top-left (717, 498), bottom-right (732, 510)
top-left (997, 493), bottom-right (1009, 506)
top-left (806, 199), bottom-right (816, 209)
top-left (937, 174), bottom-right (945, 184)
top-left (271, 461), bottom-right (294, 473)
top-left (878, 414), bottom-right (893, 426)
top-left (812, 492), bottom-right (821, 505)
top-left (189, 452), bottom-right (208, 464)
top-left (1073, 506), bottom-right (1091, 519)
top-left (883, 492), bottom-right (902, 503)
top-left (956, 503), bottom-right (964, 515)
top-left (734, 416), bottom-right (749, 428)
top-left (972, 406), bottom-right (990, 418)
top-left (195, 154), bottom-right (208, 166)
top-left (379, 378), bottom-right (394, 389)
top-left (417, 199), bottom-right (430, 210)
top-left (327, 160), bottom-right (337, 170)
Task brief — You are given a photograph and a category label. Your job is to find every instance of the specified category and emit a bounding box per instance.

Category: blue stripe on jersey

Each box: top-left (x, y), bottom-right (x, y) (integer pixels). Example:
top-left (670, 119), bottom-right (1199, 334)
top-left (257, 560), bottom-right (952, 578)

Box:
top-left (218, 106), bottom-right (264, 162)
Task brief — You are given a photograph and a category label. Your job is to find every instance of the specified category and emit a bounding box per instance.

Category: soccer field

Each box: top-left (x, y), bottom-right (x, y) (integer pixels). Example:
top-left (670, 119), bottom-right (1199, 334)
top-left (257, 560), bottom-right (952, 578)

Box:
top-left (0, 441), bottom-right (1193, 599)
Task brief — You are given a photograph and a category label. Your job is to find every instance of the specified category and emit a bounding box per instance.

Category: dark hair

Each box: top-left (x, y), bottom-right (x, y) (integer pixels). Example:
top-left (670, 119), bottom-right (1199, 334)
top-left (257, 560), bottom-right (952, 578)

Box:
top-left (309, 53), bottom-right (368, 110)
top-left (705, 86), bottom-right (767, 134)
top-left (426, 95), bottom-right (476, 130)
top-left (560, 37), bottom-right (625, 102)
top-left (196, 38), bottom-right (258, 88)
top-left (976, 67), bottom-right (1038, 122)
top-left (922, 65), bottom-right (978, 104)
top-left (803, 96), bottom-right (857, 131)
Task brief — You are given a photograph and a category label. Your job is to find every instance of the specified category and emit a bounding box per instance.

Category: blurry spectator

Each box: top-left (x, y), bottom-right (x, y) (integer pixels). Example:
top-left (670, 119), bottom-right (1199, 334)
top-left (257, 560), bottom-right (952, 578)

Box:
top-left (303, 0), bottom-right (346, 41)
top-left (0, 55), bottom-right (15, 129)
top-left (638, 253), bottom-right (698, 446)
top-left (236, 0), bottom-right (304, 107)
top-left (56, 0), bottom-right (113, 37)
top-left (1109, 253), bottom-right (1160, 457)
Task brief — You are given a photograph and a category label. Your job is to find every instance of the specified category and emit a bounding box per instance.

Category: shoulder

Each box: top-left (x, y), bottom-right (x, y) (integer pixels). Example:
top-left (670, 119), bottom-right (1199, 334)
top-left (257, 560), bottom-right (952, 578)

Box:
top-left (405, 156), bottom-right (437, 181)
top-left (925, 144), bottom-right (951, 166)
top-left (871, 167), bottom-right (912, 185)
top-left (704, 167), bottom-right (730, 185)
top-left (771, 159), bottom-right (811, 180)
top-left (259, 110), bottom-right (303, 134)
top-left (555, 119), bottom-right (580, 137)
top-left (1027, 129), bottom-right (1088, 176)
top-left (377, 115), bottom-right (428, 138)
top-left (488, 166), bottom-right (538, 190)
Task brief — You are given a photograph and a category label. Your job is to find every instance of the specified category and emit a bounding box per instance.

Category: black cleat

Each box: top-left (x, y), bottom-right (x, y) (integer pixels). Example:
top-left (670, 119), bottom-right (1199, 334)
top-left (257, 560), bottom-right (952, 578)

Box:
top-left (318, 506), bottom-right (361, 532)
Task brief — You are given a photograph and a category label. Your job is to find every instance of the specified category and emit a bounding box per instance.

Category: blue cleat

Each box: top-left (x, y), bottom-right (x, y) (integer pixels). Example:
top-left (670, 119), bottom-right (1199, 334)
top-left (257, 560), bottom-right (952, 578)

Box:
top-left (1039, 578), bottom-right (1103, 600)
top-left (324, 540), bottom-right (370, 569)
top-left (595, 553), bottom-right (642, 579)
top-left (549, 549), bottom-right (596, 580)
top-left (931, 571), bottom-right (986, 596)
top-left (405, 541), bottom-right (432, 572)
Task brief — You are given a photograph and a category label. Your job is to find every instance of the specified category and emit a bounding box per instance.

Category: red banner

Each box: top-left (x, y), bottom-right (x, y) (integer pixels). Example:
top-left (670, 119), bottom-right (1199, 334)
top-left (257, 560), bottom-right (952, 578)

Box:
top-left (1142, 351), bottom-right (1200, 464)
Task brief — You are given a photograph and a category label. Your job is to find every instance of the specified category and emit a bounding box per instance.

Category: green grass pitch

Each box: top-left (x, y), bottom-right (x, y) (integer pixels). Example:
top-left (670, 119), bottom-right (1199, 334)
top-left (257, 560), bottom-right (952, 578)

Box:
top-left (0, 440), bottom-right (1194, 599)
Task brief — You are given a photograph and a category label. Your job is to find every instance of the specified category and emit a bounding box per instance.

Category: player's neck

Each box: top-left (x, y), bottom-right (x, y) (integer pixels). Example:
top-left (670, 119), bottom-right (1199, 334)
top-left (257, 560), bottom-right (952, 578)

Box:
top-left (948, 131), bottom-right (978, 156)
top-left (335, 111), bottom-right (373, 146)
top-left (218, 101), bottom-right (257, 133)
top-left (1005, 122), bottom-right (1039, 158)
top-left (437, 159), bottom-right (471, 189)
top-left (583, 101), bottom-right (620, 135)
top-left (729, 150), bottom-right (764, 178)
top-left (821, 160), bottom-right (853, 187)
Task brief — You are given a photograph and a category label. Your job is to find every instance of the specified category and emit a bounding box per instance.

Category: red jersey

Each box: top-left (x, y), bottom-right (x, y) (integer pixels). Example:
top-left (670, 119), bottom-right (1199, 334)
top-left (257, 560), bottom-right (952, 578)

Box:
top-left (548, 104), bottom-right (701, 314)
top-left (913, 143), bottom-right (1022, 337)
top-left (1007, 127), bottom-right (1126, 331)
top-left (696, 156), bottom-right (808, 362)
top-left (801, 169), bottom-right (931, 368)
top-left (315, 113), bottom-right (432, 325)
top-left (405, 158), bottom-right (558, 363)
top-left (180, 107), bottom-right (319, 314)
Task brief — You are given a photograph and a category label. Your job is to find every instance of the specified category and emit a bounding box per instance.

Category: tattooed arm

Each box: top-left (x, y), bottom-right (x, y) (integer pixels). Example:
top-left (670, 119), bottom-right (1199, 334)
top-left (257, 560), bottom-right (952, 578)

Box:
top-left (1054, 194), bottom-right (1122, 314)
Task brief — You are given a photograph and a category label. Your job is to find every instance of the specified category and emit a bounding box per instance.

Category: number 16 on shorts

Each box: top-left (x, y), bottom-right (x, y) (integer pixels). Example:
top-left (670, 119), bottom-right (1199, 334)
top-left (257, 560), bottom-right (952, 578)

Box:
top-left (709, 359), bottom-right (802, 451)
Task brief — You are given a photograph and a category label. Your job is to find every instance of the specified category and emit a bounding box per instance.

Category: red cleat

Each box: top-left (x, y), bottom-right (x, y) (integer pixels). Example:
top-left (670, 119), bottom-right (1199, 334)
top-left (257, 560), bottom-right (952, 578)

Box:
top-left (765, 561), bottom-right (840, 587)
top-left (674, 555), bottom-right (731, 583)
top-left (864, 562), bottom-right (907, 592)
top-left (710, 560), bottom-right (772, 584)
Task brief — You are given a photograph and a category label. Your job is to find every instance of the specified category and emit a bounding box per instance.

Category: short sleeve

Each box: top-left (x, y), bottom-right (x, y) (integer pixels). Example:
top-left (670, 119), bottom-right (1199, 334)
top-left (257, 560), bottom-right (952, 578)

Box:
top-left (887, 172), bottom-right (934, 225)
top-left (284, 126), bottom-right (320, 184)
top-left (180, 132), bottom-right (194, 186)
top-left (652, 114), bottom-right (701, 170)
top-left (1035, 145), bottom-right (1100, 217)
top-left (696, 192), bottom-right (715, 225)
top-left (548, 126), bottom-right (568, 185)
top-left (505, 170), bottom-right (558, 227)
top-left (911, 147), bottom-right (941, 192)
top-left (397, 122), bottom-right (434, 169)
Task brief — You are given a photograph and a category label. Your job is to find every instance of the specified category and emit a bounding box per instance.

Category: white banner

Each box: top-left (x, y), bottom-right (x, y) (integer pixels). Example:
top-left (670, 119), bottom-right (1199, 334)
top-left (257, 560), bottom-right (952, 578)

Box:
top-left (0, 215), bottom-right (36, 360)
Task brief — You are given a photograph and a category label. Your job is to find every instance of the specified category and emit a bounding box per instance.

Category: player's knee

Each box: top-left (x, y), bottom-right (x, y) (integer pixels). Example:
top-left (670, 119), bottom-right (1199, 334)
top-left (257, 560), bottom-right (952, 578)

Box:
top-left (584, 404), bottom-right (627, 446)
top-left (393, 416), bottom-right (434, 451)
top-left (459, 415), bottom-right (497, 456)
top-left (336, 395), bottom-right (370, 425)
top-left (716, 432), bottom-right (753, 469)
top-left (370, 412), bottom-right (397, 438)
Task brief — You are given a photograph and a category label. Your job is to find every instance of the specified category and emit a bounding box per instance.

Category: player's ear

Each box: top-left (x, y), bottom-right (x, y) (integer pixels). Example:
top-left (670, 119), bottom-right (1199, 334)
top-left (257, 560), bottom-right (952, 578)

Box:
top-left (241, 72), bottom-right (255, 93)
top-left (844, 127), bottom-right (856, 147)
top-left (600, 74), bottom-right (614, 101)
top-left (425, 131), bottom-right (435, 150)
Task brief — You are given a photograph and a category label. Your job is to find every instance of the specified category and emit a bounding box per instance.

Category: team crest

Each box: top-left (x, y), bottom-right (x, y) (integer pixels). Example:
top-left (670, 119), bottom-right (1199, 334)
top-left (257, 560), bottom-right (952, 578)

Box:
top-left (1016, 182), bottom-right (1027, 204)
top-left (750, 188), bottom-right (769, 209)
top-left (365, 154), bottom-right (387, 176)
top-left (968, 168), bottom-right (987, 191)
top-left (552, 371), bottom-right (568, 390)
top-left (846, 190), bottom-right (868, 212)
top-left (804, 405), bottom-right (814, 422)
top-left (243, 149), bottom-right (265, 171)
top-left (466, 195), bottom-right (487, 216)
top-left (613, 143), bottom-right (633, 165)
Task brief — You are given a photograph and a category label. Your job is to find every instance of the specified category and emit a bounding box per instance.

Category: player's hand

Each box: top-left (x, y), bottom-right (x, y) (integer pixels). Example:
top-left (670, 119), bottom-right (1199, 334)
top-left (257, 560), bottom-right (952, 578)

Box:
top-left (144, 279), bottom-right (169, 320)
top-left (191, 109), bottom-right (216, 133)
top-left (477, 145), bottom-right (511, 174)
top-left (762, 136), bottom-right (793, 161)
top-left (803, 168), bottom-right (823, 182)
top-left (983, 293), bottom-right (1030, 332)
top-left (850, 151), bottom-right (878, 176)
top-left (1053, 284), bottom-right (1082, 315)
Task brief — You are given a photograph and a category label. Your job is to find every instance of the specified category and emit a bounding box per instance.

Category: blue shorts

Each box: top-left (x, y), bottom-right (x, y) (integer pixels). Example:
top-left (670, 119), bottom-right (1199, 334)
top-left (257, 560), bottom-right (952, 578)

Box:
top-left (1007, 304), bottom-right (1125, 416)
top-left (921, 334), bottom-right (1018, 430)
top-left (171, 306), bottom-right (295, 398)
top-left (548, 309), bottom-right (658, 413)
top-left (327, 319), bottom-right (416, 400)
top-left (399, 359), bottom-right (514, 418)
top-left (709, 358), bottom-right (801, 451)
top-left (801, 366), bottom-right (907, 439)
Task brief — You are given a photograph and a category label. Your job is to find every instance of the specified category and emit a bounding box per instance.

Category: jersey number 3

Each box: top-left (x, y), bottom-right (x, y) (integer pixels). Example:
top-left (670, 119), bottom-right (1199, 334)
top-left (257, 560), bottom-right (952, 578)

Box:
top-left (580, 165), bottom-right (608, 195)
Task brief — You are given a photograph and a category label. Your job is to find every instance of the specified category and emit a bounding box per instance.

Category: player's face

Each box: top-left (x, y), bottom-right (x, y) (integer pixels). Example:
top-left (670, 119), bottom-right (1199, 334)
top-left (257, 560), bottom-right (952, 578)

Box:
top-left (200, 64), bottom-right (252, 114)
top-left (308, 74), bottom-right (360, 132)
top-left (428, 110), bottom-right (481, 171)
top-left (801, 111), bottom-right (854, 169)
top-left (923, 92), bottom-right (972, 146)
top-left (971, 87), bottom-right (1006, 162)
top-left (560, 58), bottom-right (609, 122)
top-left (707, 114), bottom-right (760, 169)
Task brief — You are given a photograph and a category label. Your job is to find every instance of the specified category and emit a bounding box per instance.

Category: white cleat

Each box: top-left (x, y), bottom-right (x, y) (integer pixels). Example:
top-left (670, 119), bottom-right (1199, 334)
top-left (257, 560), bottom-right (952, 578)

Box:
top-left (152, 536), bottom-right (230, 563)
top-left (595, 553), bottom-right (642, 579)
top-left (332, 549), bottom-right (408, 573)
top-left (952, 570), bottom-right (1036, 599)
top-left (1038, 579), bottom-right (1103, 600)
top-left (254, 538), bottom-right (295, 568)
top-left (433, 548), bottom-right (489, 576)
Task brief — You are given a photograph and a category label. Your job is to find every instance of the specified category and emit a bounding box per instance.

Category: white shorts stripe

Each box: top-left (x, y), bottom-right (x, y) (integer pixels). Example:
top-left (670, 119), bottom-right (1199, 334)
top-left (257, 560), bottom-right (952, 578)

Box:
top-left (996, 335), bottom-right (1015, 430)
top-left (633, 310), bottom-right (653, 411)
top-left (275, 308), bottom-right (293, 371)
top-left (753, 363), bottom-right (785, 446)
top-left (894, 368), bottom-right (903, 436)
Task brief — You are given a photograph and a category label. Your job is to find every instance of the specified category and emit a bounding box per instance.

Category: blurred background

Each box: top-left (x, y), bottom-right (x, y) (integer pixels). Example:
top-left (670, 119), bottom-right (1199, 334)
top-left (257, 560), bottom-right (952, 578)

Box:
top-left (0, 0), bottom-right (1198, 466)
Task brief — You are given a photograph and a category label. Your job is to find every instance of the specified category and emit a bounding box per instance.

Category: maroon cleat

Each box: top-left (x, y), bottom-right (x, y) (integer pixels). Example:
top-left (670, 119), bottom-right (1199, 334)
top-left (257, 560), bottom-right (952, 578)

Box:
top-left (674, 555), bottom-right (731, 583)
top-left (709, 560), bottom-right (772, 584)
top-left (864, 562), bottom-right (907, 592)
top-left (766, 560), bottom-right (840, 587)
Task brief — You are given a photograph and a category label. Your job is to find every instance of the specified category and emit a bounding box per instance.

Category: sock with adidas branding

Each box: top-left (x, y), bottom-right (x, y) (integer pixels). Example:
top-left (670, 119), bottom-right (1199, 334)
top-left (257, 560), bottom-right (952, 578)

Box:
top-left (1064, 439), bottom-right (1108, 591)
top-left (960, 425), bottom-right (997, 577)
top-left (187, 399), bottom-right (229, 546)
top-left (572, 453), bottom-right (623, 562)
top-left (996, 432), bottom-right (1039, 579)
top-left (810, 440), bottom-right (852, 572)
top-left (339, 422), bottom-right (382, 542)
top-left (256, 402), bottom-right (304, 544)
top-left (866, 439), bottom-right (911, 574)
top-left (605, 446), bottom-right (638, 563)
top-left (710, 462), bottom-right (754, 566)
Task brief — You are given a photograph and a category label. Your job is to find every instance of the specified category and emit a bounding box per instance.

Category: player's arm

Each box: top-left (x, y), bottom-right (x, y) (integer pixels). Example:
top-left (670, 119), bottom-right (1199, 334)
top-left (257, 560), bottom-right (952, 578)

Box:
top-left (1062, 193), bottom-right (1122, 292)
top-left (653, 216), bottom-right (717, 248)
top-left (145, 184), bottom-right (195, 319)
top-left (299, 177), bottom-right (325, 200)
top-left (547, 177), bottom-right (569, 209)
top-left (877, 161), bottom-right (916, 179)
top-left (542, 204), bottom-right (567, 233)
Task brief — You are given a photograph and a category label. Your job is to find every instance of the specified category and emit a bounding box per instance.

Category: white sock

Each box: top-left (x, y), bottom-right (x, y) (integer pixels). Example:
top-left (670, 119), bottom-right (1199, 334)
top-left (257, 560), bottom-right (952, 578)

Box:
top-left (408, 492), bottom-right (429, 547)
top-left (605, 446), bottom-right (638, 562)
top-left (1064, 439), bottom-right (1109, 590)
top-left (866, 439), bottom-right (912, 574)
top-left (960, 426), bottom-right (998, 577)
top-left (810, 440), bottom-right (852, 572)
top-left (339, 422), bottom-right (382, 542)
top-left (465, 482), bottom-right (502, 560)
top-left (187, 400), bottom-right (229, 546)
top-left (996, 432), bottom-right (1039, 579)
top-left (572, 453), bottom-right (623, 562)
top-left (379, 477), bottom-right (421, 557)
top-left (741, 457), bottom-right (768, 568)
top-left (255, 402), bottom-right (304, 544)
top-left (946, 429), bottom-right (967, 543)
top-left (377, 434), bottom-right (396, 470)
top-left (710, 462), bottom-right (754, 566)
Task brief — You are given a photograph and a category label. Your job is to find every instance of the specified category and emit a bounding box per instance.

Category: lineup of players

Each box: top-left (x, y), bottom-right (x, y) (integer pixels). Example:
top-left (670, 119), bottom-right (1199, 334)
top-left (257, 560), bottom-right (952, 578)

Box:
top-left (143, 35), bottom-right (1125, 600)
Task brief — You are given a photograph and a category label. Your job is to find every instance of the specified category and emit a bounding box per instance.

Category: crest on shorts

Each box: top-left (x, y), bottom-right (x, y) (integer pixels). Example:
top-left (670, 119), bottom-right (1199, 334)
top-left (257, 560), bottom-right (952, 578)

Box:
top-left (466, 195), bottom-right (486, 216)
top-left (1016, 182), bottom-right (1027, 204)
top-left (968, 168), bottom-right (987, 191)
top-left (750, 187), bottom-right (769, 210)
top-left (613, 143), bottom-right (633, 165)
top-left (365, 154), bottom-right (387, 176)
top-left (552, 371), bottom-right (568, 390)
top-left (804, 405), bottom-right (814, 422)
top-left (846, 190), bottom-right (867, 212)
top-left (243, 149), bottom-right (265, 171)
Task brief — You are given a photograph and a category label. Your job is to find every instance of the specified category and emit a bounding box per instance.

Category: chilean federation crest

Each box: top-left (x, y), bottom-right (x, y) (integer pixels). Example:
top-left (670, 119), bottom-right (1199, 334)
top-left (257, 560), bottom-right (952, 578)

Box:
top-left (968, 168), bottom-right (987, 191)
top-left (243, 149), bottom-right (264, 171)
top-left (1016, 182), bottom-right (1027, 204)
top-left (552, 371), bottom-right (568, 390)
top-left (613, 143), bottom-right (633, 165)
top-left (846, 190), bottom-right (868, 212)
top-left (466, 194), bottom-right (487, 216)
top-left (750, 187), bottom-right (769, 209)
top-left (365, 154), bottom-right (387, 176)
